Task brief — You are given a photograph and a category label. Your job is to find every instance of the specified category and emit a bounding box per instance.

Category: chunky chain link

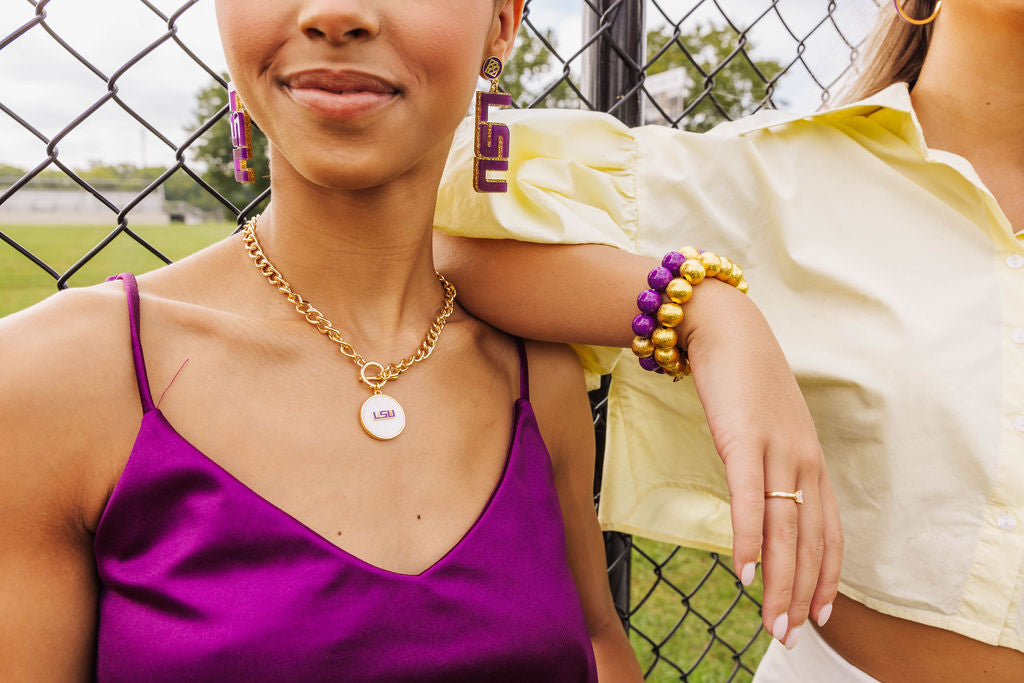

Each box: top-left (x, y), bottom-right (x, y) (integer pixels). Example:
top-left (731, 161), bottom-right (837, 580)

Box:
top-left (240, 215), bottom-right (457, 392)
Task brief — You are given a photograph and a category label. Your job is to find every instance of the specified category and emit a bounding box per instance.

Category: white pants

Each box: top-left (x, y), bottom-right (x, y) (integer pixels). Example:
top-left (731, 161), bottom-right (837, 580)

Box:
top-left (752, 622), bottom-right (881, 683)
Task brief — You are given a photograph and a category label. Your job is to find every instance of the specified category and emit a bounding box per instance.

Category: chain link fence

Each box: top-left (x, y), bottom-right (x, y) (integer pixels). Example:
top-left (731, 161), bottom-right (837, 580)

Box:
top-left (1, 1), bottom-right (881, 679)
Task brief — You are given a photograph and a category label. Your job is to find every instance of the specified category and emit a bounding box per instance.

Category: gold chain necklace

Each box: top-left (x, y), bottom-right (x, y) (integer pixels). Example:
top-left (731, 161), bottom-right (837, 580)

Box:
top-left (240, 214), bottom-right (457, 440)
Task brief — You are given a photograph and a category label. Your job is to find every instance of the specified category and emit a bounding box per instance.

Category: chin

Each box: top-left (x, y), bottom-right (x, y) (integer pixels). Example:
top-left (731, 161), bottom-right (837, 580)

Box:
top-left (275, 151), bottom-right (422, 193)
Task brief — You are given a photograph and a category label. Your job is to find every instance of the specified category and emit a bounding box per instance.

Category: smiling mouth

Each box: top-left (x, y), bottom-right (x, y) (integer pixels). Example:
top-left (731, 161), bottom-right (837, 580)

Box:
top-left (282, 70), bottom-right (399, 118)
top-left (285, 70), bottom-right (398, 95)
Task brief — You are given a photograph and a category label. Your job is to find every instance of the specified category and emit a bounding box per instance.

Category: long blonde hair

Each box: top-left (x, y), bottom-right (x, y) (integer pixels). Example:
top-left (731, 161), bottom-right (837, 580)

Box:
top-left (840, 0), bottom-right (938, 103)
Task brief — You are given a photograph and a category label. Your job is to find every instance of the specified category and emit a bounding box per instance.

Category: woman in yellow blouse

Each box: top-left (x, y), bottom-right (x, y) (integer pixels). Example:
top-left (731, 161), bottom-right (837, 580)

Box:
top-left (434, 0), bottom-right (1023, 680)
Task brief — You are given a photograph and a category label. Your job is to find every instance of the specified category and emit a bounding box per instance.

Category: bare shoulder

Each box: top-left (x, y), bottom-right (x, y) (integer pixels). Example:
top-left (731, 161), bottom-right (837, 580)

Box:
top-left (0, 279), bottom-right (143, 530)
top-left (0, 280), bottom-right (138, 421)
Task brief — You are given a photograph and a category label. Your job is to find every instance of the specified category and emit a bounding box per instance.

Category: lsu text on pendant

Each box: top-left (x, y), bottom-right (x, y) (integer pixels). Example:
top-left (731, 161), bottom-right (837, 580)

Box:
top-left (360, 394), bottom-right (406, 440)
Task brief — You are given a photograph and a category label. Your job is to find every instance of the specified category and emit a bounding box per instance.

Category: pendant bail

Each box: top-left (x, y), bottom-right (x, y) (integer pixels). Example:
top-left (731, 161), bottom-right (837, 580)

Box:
top-left (360, 361), bottom-right (388, 392)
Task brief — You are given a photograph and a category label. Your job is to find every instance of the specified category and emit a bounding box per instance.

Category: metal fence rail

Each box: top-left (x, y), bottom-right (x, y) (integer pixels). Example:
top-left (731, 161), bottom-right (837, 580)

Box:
top-left (0, 1), bottom-right (880, 679)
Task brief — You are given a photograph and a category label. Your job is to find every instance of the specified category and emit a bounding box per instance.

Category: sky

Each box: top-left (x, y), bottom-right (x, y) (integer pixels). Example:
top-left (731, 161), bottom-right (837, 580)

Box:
top-left (0, 0), bottom-right (881, 173)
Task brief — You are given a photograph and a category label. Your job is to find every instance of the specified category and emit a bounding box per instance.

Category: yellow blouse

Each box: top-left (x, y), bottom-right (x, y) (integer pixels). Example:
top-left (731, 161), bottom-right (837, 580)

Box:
top-left (435, 83), bottom-right (1024, 651)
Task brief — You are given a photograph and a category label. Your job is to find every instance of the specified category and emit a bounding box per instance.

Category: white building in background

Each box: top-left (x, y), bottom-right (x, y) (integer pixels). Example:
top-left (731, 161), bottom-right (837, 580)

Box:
top-left (0, 181), bottom-right (170, 225)
top-left (643, 67), bottom-right (697, 126)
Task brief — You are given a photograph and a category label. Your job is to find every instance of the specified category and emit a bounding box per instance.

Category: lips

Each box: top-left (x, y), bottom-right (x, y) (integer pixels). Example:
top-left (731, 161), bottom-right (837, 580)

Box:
top-left (284, 70), bottom-right (399, 95)
top-left (281, 69), bottom-right (399, 119)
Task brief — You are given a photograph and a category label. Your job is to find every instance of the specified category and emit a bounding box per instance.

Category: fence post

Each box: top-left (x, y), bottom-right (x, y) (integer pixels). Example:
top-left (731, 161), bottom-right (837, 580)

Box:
top-left (583, 0), bottom-right (646, 631)
top-left (584, 0), bottom-right (646, 125)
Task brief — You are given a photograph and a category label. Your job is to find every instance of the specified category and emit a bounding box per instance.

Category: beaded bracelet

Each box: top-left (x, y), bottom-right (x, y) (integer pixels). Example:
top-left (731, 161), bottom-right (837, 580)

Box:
top-left (630, 246), bottom-right (748, 380)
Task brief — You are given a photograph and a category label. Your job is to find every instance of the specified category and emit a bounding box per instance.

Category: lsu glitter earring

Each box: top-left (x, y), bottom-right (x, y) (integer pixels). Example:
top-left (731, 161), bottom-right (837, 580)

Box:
top-left (228, 82), bottom-right (255, 184)
top-left (894, 0), bottom-right (941, 25)
top-left (473, 57), bottom-right (512, 193)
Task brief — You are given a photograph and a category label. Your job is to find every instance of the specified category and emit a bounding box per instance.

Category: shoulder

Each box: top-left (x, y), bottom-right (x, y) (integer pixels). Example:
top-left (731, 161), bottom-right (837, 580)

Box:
top-left (0, 280), bottom-right (144, 531)
top-left (0, 280), bottom-right (137, 412)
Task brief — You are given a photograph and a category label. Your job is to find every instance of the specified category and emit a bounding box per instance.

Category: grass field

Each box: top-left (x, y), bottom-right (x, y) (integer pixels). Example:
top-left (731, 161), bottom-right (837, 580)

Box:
top-left (1, 223), bottom-right (769, 680)
top-left (0, 223), bottom-right (235, 316)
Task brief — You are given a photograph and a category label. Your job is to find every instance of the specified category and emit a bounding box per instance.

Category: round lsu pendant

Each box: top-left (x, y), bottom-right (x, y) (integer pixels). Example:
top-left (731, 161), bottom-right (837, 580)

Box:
top-left (359, 394), bottom-right (406, 440)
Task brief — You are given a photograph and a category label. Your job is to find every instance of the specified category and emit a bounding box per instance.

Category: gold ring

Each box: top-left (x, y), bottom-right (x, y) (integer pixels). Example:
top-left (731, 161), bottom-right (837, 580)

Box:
top-left (766, 490), bottom-right (804, 504)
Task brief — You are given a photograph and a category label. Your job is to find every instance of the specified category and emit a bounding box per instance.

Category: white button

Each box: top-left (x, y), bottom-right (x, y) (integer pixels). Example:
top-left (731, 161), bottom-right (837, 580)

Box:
top-left (997, 513), bottom-right (1017, 532)
top-left (1008, 254), bottom-right (1024, 269)
top-left (1015, 415), bottom-right (1024, 432)
top-left (1014, 328), bottom-right (1024, 344)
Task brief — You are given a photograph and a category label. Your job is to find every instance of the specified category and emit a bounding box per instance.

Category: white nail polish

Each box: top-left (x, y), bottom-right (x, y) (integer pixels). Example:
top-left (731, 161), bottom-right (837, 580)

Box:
top-left (740, 562), bottom-right (756, 587)
top-left (772, 613), bottom-right (789, 641)
top-left (784, 625), bottom-right (802, 650)
top-left (817, 602), bottom-right (833, 628)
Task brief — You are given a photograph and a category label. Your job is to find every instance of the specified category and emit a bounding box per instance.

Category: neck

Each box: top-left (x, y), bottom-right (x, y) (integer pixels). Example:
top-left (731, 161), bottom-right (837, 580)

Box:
top-left (249, 147), bottom-right (450, 357)
top-left (910, 4), bottom-right (1024, 164)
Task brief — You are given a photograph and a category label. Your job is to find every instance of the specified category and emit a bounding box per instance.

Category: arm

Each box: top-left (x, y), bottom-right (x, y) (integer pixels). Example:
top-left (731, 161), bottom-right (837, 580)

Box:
top-left (436, 235), bottom-right (843, 647)
top-left (526, 341), bottom-right (643, 681)
top-left (0, 289), bottom-right (135, 680)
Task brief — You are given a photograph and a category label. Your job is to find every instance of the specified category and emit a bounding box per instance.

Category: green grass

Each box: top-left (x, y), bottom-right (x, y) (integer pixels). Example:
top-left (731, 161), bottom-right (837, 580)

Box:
top-left (0, 223), bottom-right (234, 316)
top-left (0, 224), bottom-right (769, 679)
top-left (628, 541), bottom-right (769, 682)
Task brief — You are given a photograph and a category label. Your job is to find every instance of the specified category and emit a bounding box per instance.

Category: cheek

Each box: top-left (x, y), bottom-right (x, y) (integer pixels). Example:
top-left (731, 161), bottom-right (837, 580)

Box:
top-left (393, 6), bottom-right (489, 99)
top-left (397, 16), bottom-right (489, 123)
top-left (215, 1), bottom-right (285, 88)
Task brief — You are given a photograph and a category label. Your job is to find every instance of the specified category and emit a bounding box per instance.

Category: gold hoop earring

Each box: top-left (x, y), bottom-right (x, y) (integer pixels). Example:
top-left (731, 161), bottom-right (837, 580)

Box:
top-left (894, 0), bottom-right (942, 25)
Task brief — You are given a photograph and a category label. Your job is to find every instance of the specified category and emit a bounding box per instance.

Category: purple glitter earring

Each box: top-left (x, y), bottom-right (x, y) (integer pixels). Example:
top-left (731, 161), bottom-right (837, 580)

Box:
top-left (473, 57), bottom-right (512, 193)
top-left (228, 81), bottom-right (255, 184)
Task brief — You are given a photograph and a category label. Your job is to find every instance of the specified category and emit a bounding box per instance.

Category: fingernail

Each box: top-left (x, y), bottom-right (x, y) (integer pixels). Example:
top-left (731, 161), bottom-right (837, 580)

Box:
top-left (740, 562), bottom-right (756, 587)
top-left (784, 625), bottom-right (802, 650)
top-left (772, 613), bottom-right (789, 641)
top-left (817, 602), bottom-right (833, 628)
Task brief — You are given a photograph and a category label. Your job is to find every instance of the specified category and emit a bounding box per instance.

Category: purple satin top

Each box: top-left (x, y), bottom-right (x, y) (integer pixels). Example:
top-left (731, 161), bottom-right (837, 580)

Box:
top-left (95, 273), bottom-right (598, 682)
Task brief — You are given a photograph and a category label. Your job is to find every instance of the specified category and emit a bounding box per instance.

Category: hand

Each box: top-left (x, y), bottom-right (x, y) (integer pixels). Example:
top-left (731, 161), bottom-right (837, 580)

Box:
top-left (680, 279), bottom-right (843, 650)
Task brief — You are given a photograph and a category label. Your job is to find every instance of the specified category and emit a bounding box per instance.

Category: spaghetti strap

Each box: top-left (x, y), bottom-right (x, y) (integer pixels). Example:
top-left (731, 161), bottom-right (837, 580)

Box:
top-left (107, 273), bottom-right (157, 413)
top-left (515, 338), bottom-right (529, 401)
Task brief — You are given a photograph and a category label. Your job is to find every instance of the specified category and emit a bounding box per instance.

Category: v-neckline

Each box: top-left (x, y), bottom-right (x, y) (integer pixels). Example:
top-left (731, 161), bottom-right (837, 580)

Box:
top-left (102, 399), bottom-right (527, 579)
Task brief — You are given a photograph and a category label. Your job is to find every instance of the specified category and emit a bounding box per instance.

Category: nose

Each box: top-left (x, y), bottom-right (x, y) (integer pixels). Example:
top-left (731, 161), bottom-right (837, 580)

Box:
top-left (297, 1), bottom-right (381, 44)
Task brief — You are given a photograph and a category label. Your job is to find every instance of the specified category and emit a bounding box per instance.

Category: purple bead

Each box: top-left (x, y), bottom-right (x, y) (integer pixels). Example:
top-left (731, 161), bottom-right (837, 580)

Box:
top-left (631, 314), bottom-right (657, 337)
top-left (638, 356), bottom-right (660, 372)
top-left (655, 367), bottom-right (666, 374)
top-left (661, 251), bottom-right (686, 276)
top-left (647, 266), bottom-right (673, 291)
top-left (636, 289), bottom-right (661, 314)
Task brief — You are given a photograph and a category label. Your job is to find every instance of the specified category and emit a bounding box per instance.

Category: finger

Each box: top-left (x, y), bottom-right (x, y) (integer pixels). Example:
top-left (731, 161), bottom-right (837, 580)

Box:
top-left (723, 447), bottom-right (765, 588)
top-left (809, 464), bottom-right (843, 628)
top-left (760, 480), bottom-right (799, 645)
top-left (782, 473), bottom-right (824, 650)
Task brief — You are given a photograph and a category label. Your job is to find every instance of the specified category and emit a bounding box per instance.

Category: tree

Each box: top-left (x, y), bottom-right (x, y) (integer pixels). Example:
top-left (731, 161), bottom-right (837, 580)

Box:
top-left (501, 22), bottom-right (784, 130)
top-left (189, 78), bottom-right (270, 215)
top-left (645, 24), bottom-right (785, 131)
top-left (500, 28), bottom-right (577, 108)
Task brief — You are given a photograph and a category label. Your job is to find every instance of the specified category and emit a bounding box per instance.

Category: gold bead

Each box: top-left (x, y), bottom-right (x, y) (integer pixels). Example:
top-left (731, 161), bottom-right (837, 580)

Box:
top-left (654, 346), bottom-right (680, 367)
top-left (699, 251), bottom-right (722, 277)
top-left (680, 259), bottom-right (706, 284)
top-left (631, 336), bottom-right (655, 357)
top-left (651, 327), bottom-right (678, 349)
top-left (682, 359), bottom-right (693, 376)
top-left (737, 280), bottom-right (749, 294)
top-left (726, 263), bottom-right (744, 287)
top-left (665, 278), bottom-right (693, 304)
top-left (717, 256), bottom-right (735, 282)
top-left (680, 246), bottom-right (701, 260)
top-left (662, 361), bottom-right (682, 375)
top-left (657, 302), bottom-right (685, 327)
